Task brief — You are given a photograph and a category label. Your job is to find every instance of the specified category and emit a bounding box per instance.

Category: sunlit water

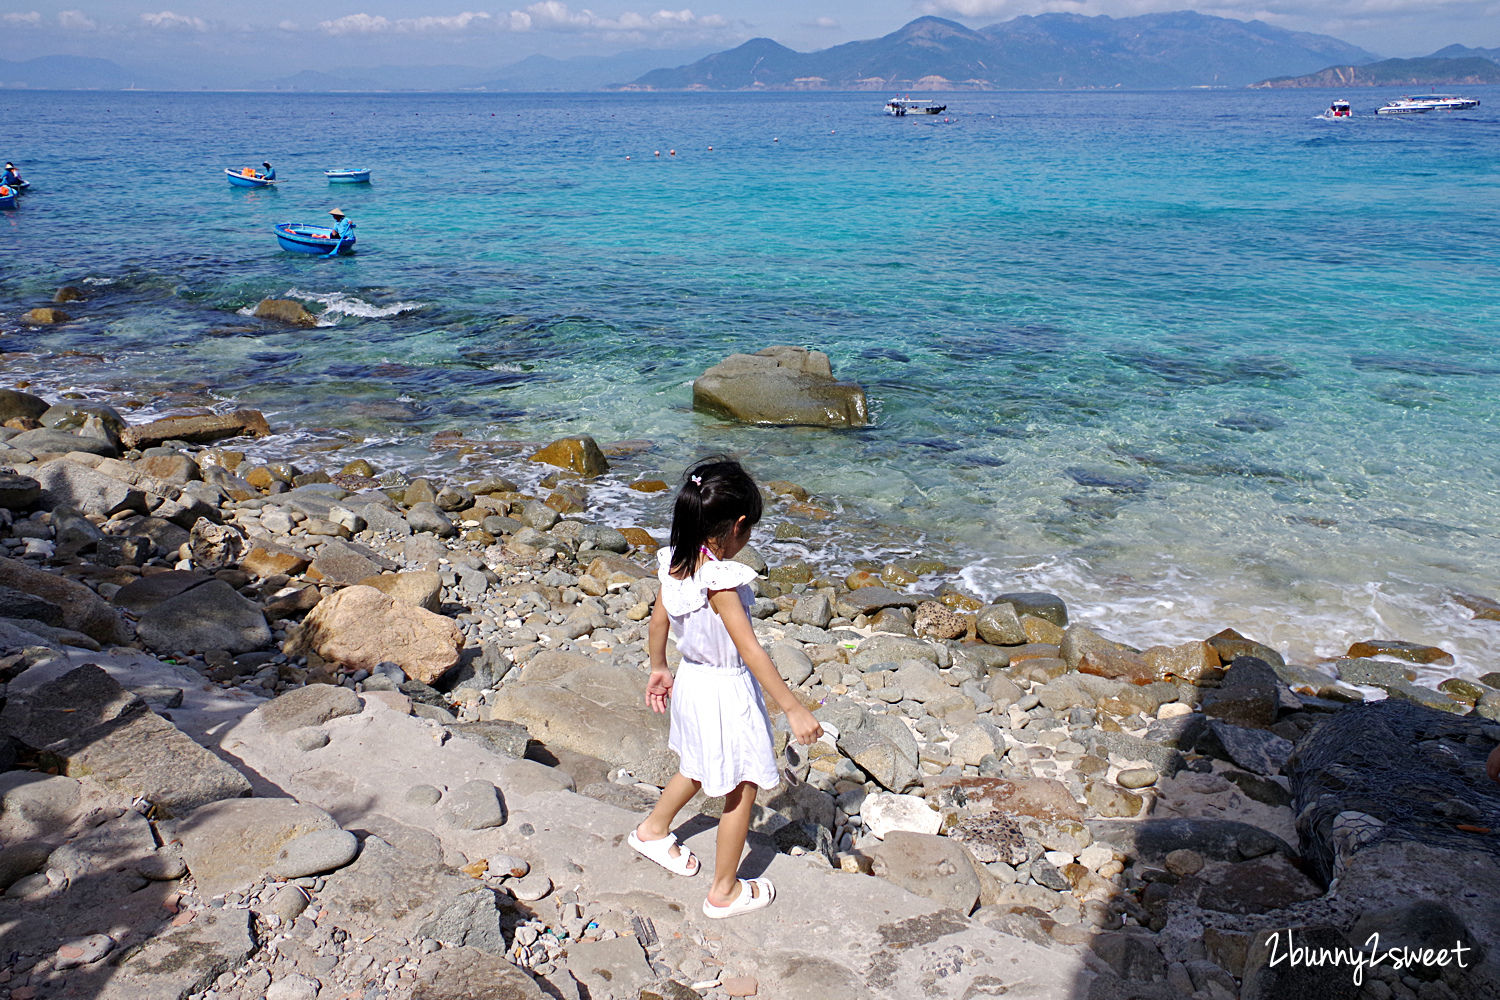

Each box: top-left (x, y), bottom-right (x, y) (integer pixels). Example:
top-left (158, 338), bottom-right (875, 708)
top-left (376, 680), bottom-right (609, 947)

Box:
top-left (3, 88), bottom-right (1499, 681)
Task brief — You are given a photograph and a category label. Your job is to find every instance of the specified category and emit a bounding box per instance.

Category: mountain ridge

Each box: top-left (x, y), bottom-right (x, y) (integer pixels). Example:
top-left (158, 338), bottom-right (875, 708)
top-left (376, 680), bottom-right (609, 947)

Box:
top-left (623, 12), bottom-right (1379, 91)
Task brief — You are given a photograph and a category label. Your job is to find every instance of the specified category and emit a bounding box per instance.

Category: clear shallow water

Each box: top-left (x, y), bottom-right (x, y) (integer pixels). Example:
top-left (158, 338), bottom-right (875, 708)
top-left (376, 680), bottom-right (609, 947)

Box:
top-left (3, 88), bottom-right (1499, 679)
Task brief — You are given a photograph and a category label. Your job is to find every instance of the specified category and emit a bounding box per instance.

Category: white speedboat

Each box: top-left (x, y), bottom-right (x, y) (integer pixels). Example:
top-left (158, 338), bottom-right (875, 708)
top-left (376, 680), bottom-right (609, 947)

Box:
top-left (1318, 100), bottom-right (1352, 119)
top-left (1376, 94), bottom-right (1480, 115)
top-left (885, 97), bottom-right (946, 117)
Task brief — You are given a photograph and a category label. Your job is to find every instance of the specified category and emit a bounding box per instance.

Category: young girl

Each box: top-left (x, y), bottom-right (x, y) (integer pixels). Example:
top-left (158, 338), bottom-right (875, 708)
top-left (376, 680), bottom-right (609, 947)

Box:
top-left (627, 457), bottom-right (823, 918)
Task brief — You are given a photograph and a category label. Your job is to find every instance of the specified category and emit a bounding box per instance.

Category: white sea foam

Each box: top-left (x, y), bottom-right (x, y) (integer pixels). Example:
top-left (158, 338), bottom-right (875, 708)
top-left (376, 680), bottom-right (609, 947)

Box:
top-left (283, 289), bottom-right (426, 326)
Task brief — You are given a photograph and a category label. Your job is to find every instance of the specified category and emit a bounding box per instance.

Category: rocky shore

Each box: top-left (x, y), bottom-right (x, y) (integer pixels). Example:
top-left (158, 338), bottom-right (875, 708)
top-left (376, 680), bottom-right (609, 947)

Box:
top-left (1, 374), bottom-right (1499, 1000)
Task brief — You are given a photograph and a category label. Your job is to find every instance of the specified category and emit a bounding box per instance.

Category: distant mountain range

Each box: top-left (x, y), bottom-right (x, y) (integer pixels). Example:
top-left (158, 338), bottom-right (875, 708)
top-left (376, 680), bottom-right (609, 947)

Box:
top-left (1257, 51), bottom-right (1500, 88)
top-left (3, 13), bottom-right (1499, 93)
top-left (1257, 56), bottom-right (1500, 88)
top-left (0, 55), bottom-right (163, 90)
top-left (623, 13), bottom-right (1379, 90)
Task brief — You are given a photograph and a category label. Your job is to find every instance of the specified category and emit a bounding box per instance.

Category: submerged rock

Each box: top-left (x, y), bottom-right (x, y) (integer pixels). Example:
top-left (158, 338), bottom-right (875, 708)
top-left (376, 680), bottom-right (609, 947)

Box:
top-left (693, 346), bottom-right (869, 428)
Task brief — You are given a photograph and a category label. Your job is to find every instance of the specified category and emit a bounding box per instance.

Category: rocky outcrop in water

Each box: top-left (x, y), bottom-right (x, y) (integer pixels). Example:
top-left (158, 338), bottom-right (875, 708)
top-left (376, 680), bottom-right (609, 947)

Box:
top-left (693, 346), bottom-right (870, 428)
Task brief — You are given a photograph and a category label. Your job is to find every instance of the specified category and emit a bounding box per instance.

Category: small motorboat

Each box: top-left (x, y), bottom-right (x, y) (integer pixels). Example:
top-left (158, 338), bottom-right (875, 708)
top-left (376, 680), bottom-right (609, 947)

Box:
top-left (325, 169), bottom-right (371, 184)
top-left (885, 96), bottom-right (946, 116)
top-left (1376, 94), bottom-right (1481, 115)
top-left (0, 185), bottom-right (16, 210)
top-left (275, 222), bottom-right (355, 255)
top-left (1319, 100), bottom-right (1352, 119)
top-left (227, 167), bottom-right (276, 188)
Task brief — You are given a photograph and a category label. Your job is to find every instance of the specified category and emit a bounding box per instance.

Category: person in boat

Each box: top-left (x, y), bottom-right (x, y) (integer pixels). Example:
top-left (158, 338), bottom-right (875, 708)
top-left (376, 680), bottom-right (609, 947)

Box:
top-left (329, 208), bottom-right (355, 243)
top-left (261, 161), bottom-right (275, 181)
top-left (3, 163), bottom-right (24, 188)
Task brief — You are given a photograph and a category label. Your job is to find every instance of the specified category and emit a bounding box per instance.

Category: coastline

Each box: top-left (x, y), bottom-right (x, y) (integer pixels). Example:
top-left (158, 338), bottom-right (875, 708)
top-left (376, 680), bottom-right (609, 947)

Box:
top-left (2, 374), bottom-right (1499, 998)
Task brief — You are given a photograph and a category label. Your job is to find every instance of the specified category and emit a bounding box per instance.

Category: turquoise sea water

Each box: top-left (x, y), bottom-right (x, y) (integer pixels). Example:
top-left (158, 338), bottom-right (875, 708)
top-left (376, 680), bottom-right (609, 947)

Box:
top-left (3, 88), bottom-right (1499, 678)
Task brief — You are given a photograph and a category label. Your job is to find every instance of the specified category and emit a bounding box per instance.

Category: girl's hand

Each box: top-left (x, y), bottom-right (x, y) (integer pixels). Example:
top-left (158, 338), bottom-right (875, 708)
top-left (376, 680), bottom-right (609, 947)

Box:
top-left (645, 668), bottom-right (673, 713)
top-left (788, 706), bottom-right (823, 745)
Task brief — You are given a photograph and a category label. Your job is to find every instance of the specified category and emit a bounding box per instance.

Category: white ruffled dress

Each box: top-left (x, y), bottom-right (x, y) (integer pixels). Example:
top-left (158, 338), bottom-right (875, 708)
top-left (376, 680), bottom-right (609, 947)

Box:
top-left (657, 549), bottom-right (780, 798)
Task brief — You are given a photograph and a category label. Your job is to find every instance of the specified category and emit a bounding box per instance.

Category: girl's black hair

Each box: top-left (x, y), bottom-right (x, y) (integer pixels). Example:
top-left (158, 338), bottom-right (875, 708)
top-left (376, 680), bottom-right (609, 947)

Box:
top-left (669, 456), bottom-right (763, 578)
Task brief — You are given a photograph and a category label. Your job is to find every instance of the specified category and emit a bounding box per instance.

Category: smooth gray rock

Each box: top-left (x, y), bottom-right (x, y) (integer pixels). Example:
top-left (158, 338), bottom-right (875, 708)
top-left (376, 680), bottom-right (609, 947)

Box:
top-left (869, 831), bottom-right (981, 915)
top-left (850, 633), bottom-right (939, 671)
top-left (791, 592), bottom-right (833, 629)
top-left (308, 538), bottom-right (385, 586)
top-left (29, 458), bottom-right (145, 519)
top-left (10, 428), bottom-right (120, 458)
top-left (0, 841), bottom-right (53, 891)
top-left (175, 797), bottom-right (340, 897)
top-left (769, 642), bottom-right (815, 687)
top-left (273, 828), bottom-right (359, 878)
top-left (253, 684), bottom-right (363, 733)
top-left (407, 501), bottom-right (457, 537)
top-left (135, 579), bottom-right (271, 656)
top-left (1080, 730), bottom-right (1186, 777)
top-left (318, 836), bottom-right (505, 951)
top-left (0, 773), bottom-right (83, 841)
top-left (441, 780), bottom-right (505, 830)
top-left (976, 603), bottom-right (1027, 646)
top-left (0, 388), bottom-right (48, 423)
top-left (358, 501), bottom-right (412, 537)
top-left (995, 592), bottom-right (1068, 627)
top-left (693, 348), bottom-right (868, 427)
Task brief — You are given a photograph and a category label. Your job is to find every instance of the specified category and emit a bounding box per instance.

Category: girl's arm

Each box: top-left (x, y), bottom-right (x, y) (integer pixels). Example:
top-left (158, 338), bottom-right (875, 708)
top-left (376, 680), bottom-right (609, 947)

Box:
top-left (709, 588), bottom-right (823, 744)
top-left (645, 597), bottom-right (673, 713)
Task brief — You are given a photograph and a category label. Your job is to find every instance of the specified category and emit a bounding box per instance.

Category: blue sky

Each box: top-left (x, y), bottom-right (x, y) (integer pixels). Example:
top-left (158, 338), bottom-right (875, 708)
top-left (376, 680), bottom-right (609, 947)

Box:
top-left (2, 1), bottom-right (1494, 83)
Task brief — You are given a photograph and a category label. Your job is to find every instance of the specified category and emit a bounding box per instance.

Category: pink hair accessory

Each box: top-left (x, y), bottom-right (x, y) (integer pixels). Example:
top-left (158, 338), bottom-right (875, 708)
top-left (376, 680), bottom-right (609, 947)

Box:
top-left (690, 475), bottom-right (702, 485)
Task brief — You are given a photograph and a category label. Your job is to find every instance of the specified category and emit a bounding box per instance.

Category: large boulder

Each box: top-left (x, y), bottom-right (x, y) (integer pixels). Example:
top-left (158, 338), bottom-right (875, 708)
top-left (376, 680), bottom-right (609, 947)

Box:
top-left (13, 666), bottom-right (252, 817)
top-left (121, 409), bottom-right (271, 450)
top-left (287, 585), bottom-right (463, 685)
top-left (0, 555), bottom-right (130, 644)
top-left (488, 663), bottom-right (667, 771)
top-left (0, 388), bottom-right (49, 424)
top-left (693, 347), bottom-right (869, 427)
top-left (135, 579), bottom-right (271, 655)
top-left (10, 428), bottom-right (120, 458)
top-left (29, 458), bottom-right (145, 515)
top-left (253, 299), bottom-right (317, 327)
top-left (528, 435), bottom-right (608, 478)
top-left (868, 831), bottom-right (981, 915)
top-left (174, 797), bottom-right (341, 896)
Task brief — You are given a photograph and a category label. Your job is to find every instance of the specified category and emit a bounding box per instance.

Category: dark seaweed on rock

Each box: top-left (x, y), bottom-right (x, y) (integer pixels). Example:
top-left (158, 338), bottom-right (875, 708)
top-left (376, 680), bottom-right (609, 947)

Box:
top-left (1286, 699), bottom-right (1500, 885)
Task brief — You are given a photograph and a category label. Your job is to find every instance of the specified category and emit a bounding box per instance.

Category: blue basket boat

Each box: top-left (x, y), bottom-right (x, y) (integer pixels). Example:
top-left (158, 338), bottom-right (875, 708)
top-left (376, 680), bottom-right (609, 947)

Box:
top-left (325, 169), bottom-right (371, 184)
top-left (275, 222), bottom-right (355, 255)
top-left (0, 186), bottom-right (16, 210)
top-left (227, 167), bottom-right (275, 188)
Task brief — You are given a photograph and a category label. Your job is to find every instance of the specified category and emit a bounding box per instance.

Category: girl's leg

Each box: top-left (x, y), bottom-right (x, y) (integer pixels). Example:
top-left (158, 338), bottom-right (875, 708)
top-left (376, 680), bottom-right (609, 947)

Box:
top-left (636, 772), bottom-right (702, 866)
top-left (707, 781), bottom-right (759, 906)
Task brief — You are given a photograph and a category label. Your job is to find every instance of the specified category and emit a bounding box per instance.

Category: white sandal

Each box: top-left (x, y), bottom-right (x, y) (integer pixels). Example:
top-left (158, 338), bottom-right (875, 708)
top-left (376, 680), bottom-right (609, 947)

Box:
top-left (628, 828), bottom-right (699, 877)
top-left (701, 877), bottom-right (775, 919)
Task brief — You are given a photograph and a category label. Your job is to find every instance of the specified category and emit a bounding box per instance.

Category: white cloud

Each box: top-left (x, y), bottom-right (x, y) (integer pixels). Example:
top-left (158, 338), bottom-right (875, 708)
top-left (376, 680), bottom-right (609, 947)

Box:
top-left (2, 11), bottom-right (42, 27)
top-left (319, 12), bottom-right (494, 35)
top-left (510, 3), bottom-right (728, 32)
top-left (805, 16), bottom-right (840, 28)
top-left (57, 9), bottom-right (96, 30)
top-left (319, 5), bottom-right (728, 37)
top-left (141, 11), bottom-right (209, 31)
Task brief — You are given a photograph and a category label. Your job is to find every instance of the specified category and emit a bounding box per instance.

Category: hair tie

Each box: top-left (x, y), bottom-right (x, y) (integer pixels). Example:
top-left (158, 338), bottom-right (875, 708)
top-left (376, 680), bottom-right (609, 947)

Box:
top-left (690, 475), bottom-right (702, 485)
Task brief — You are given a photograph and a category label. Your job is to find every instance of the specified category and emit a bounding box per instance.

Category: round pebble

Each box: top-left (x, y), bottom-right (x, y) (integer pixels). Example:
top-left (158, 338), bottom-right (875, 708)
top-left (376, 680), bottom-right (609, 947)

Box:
top-left (1164, 848), bottom-right (1204, 877)
top-left (273, 829), bottom-right (359, 879)
top-left (270, 884), bottom-right (311, 921)
top-left (405, 784), bottom-right (443, 807)
top-left (510, 872), bottom-right (552, 902)
top-left (1116, 768), bottom-right (1158, 789)
top-left (54, 933), bottom-right (114, 970)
